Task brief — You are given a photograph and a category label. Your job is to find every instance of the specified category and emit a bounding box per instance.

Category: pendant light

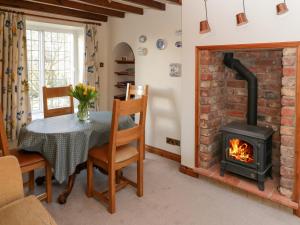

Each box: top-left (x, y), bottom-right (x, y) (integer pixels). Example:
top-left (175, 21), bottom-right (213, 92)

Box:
top-left (236, 0), bottom-right (248, 26)
top-left (200, 0), bottom-right (211, 34)
top-left (277, 0), bottom-right (289, 15)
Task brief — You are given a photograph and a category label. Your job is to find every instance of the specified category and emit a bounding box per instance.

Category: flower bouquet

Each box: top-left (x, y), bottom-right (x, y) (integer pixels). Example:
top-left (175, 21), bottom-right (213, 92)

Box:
top-left (70, 83), bottom-right (97, 121)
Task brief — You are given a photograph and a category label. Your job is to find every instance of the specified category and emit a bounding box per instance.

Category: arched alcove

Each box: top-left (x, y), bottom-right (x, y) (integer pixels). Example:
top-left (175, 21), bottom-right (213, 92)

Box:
top-left (110, 42), bottom-right (135, 106)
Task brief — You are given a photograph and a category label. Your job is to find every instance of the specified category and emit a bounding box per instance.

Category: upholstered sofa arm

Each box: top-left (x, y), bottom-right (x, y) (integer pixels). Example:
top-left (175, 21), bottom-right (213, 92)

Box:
top-left (0, 156), bottom-right (24, 208)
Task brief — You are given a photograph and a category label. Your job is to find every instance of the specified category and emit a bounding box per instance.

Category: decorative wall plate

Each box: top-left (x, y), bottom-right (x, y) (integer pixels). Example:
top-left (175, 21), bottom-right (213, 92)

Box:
top-left (170, 63), bottom-right (182, 77)
top-left (156, 39), bottom-right (167, 50)
top-left (175, 41), bottom-right (182, 48)
top-left (137, 47), bottom-right (148, 56)
top-left (139, 35), bottom-right (147, 43)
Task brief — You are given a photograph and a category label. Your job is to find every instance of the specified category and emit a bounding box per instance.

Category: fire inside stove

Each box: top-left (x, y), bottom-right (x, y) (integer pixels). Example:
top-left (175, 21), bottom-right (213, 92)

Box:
top-left (228, 138), bottom-right (254, 163)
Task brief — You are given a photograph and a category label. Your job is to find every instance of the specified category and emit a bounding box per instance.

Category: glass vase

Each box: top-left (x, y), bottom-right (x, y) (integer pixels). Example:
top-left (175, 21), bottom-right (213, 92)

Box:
top-left (77, 103), bottom-right (89, 121)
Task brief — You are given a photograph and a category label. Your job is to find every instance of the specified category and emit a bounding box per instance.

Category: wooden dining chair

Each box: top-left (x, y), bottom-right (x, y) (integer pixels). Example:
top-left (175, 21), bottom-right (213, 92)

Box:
top-left (0, 110), bottom-right (52, 203)
top-left (125, 84), bottom-right (148, 100)
top-left (87, 96), bottom-right (148, 214)
top-left (125, 84), bottom-right (148, 159)
top-left (43, 85), bottom-right (74, 118)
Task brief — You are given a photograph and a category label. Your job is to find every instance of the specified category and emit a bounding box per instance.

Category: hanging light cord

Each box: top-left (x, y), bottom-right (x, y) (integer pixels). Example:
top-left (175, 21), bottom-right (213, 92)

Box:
top-left (204, 0), bottom-right (208, 20)
top-left (243, 0), bottom-right (246, 13)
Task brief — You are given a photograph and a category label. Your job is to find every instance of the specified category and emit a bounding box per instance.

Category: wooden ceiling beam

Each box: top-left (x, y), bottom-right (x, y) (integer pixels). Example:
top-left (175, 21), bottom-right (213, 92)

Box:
top-left (121, 0), bottom-right (165, 10)
top-left (75, 0), bottom-right (143, 15)
top-left (167, 0), bottom-right (182, 5)
top-left (28, 0), bottom-right (125, 18)
top-left (0, 0), bottom-right (107, 22)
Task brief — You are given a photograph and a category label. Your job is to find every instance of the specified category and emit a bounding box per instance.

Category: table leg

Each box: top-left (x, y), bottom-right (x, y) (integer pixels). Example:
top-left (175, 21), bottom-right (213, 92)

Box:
top-left (36, 175), bottom-right (55, 186)
top-left (57, 163), bottom-right (87, 204)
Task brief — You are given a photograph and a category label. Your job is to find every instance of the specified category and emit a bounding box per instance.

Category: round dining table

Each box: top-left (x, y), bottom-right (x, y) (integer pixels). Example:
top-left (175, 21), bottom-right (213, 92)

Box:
top-left (18, 111), bottom-right (134, 203)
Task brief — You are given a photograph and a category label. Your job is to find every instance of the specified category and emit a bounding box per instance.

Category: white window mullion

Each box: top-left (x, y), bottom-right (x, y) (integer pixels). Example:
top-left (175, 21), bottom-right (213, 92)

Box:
top-left (40, 30), bottom-right (45, 112)
top-left (73, 32), bottom-right (78, 85)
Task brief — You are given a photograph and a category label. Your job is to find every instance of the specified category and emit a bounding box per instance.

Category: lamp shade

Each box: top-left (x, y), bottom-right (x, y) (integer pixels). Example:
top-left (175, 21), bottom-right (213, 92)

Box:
top-left (200, 20), bottom-right (211, 34)
top-left (277, 3), bottom-right (288, 15)
top-left (236, 12), bottom-right (248, 26)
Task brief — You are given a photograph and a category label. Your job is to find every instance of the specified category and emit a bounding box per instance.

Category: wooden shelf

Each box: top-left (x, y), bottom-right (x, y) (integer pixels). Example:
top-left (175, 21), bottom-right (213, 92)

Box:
top-left (115, 60), bottom-right (135, 64)
top-left (115, 72), bottom-right (135, 76)
top-left (115, 81), bottom-right (134, 89)
top-left (114, 94), bottom-right (126, 100)
top-left (115, 85), bottom-right (127, 89)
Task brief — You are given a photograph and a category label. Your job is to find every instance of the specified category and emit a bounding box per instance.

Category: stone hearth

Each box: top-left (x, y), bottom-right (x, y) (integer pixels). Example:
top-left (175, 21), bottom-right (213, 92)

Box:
top-left (198, 48), bottom-right (296, 199)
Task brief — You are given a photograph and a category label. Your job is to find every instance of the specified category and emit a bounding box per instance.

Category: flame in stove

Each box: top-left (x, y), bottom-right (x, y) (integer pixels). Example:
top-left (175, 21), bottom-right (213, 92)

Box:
top-left (228, 138), bottom-right (254, 163)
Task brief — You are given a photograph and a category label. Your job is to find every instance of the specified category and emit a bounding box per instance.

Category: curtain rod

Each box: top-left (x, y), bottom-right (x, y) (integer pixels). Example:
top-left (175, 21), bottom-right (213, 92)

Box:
top-left (0, 7), bottom-right (102, 26)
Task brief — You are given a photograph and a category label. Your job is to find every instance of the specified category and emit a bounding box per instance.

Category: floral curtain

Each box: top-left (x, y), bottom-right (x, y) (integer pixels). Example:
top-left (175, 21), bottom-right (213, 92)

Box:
top-left (84, 24), bottom-right (101, 111)
top-left (0, 11), bottom-right (31, 141)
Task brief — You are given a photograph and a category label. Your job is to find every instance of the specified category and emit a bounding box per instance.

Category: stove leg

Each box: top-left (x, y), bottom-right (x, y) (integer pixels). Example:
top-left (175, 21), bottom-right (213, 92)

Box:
top-left (293, 208), bottom-right (300, 217)
top-left (220, 168), bottom-right (225, 177)
top-left (269, 169), bottom-right (273, 180)
top-left (258, 182), bottom-right (264, 191)
top-left (258, 175), bottom-right (265, 191)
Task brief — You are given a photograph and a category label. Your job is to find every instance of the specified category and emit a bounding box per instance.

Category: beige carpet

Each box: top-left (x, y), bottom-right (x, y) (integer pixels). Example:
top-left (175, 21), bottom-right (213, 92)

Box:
top-left (39, 153), bottom-right (300, 225)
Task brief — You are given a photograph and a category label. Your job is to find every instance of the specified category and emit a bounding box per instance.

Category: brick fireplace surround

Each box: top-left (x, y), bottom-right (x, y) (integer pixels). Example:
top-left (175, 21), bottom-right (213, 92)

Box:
top-left (193, 42), bottom-right (300, 217)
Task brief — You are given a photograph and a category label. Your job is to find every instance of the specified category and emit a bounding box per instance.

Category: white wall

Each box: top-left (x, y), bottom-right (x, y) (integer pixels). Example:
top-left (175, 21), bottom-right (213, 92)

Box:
top-left (96, 22), bottom-right (110, 111)
top-left (108, 5), bottom-right (182, 155)
top-left (181, 0), bottom-right (300, 167)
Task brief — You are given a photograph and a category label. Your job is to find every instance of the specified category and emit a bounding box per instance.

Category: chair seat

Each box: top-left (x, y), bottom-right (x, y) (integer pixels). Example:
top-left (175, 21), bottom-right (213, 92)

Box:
top-left (89, 144), bottom-right (138, 164)
top-left (10, 150), bottom-right (45, 168)
top-left (0, 195), bottom-right (57, 225)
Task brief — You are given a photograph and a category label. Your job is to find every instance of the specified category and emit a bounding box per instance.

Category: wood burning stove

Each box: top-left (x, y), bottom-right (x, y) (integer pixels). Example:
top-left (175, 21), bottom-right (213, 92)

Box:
top-left (220, 53), bottom-right (274, 191)
top-left (220, 122), bottom-right (273, 191)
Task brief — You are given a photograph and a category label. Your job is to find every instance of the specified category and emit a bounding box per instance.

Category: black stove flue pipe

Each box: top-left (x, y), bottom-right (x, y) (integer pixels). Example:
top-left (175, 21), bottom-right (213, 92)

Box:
top-left (224, 53), bottom-right (258, 126)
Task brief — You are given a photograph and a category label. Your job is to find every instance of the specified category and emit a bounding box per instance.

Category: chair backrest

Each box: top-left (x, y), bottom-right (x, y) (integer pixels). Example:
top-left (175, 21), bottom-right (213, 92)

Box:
top-left (125, 84), bottom-right (148, 100)
top-left (0, 110), bottom-right (10, 156)
top-left (0, 156), bottom-right (24, 207)
top-left (43, 85), bottom-right (74, 118)
top-left (109, 96), bottom-right (148, 163)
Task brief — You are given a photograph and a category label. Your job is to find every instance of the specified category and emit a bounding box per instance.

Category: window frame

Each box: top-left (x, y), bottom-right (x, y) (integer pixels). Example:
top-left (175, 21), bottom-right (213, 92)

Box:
top-left (26, 22), bottom-right (83, 117)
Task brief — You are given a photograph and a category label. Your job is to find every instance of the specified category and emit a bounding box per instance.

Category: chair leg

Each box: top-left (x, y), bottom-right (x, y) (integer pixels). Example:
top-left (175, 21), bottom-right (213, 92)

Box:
top-left (45, 163), bottom-right (52, 203)
top-left (86, 159), bottom-right (94, 198)
top-left (108, 169), bottom-right (116, 214)
top-left (137, 158), bottom-right (143, 197)
top-left (116, 170), bottom-right (121, 184)
top-left (29, 171), bottom-right (35, 192)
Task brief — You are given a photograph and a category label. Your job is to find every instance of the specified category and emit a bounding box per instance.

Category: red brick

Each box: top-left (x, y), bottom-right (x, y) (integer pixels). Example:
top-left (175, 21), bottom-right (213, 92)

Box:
top-left (200, 50), bottom-right (211, 57)
top-left (200, 135), bottom-right (215, 145)
top-left (279, 187), bottom-right (293, 198)
top-left (280, 126), bottom-right (295, 136)
top-left (281, 97), bottom-right (295, 106)
top-left (201, 74), bottom-right (213, 81)
top-left (282, 56), bottom-right (296, 66)
top-left (283, 48), bottom-right (297, 56)
top-left (200, 81), bottom-right (212, 88)
top-left (226, 111), bottom-right (245, 118)
top-left (282, 76), bottom-right (296, 88)
top-left (281, 107), bottom-right (295, 117)
top-left (280, 177), bottom-right (294, 189)
top-left (280, 146), bottom-right (295, 158)
top-left (283, 67), bottom-right (296, 76)
top-left (280, 166), bottom-right (294, 179)
top-left (201, 105), bottom-right (211, 113)
top-left (227, 80), bottom-right (246, 88)
top-left (281, 135), bottom-right (295, 147)
top-left (281, 117), bottom-right (295, 126)
top-left (281, 87), bottom-right (295, 97)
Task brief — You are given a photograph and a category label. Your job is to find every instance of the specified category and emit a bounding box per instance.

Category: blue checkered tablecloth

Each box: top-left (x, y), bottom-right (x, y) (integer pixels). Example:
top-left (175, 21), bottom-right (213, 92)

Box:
top-left (18, 112), bottom-right (134, 183)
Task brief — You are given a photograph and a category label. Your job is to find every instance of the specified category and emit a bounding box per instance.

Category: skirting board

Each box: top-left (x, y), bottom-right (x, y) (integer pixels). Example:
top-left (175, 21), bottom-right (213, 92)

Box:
top-left (145, 145), bottom-right (181, 163)
top-left (179, 165), bottom-right (199, 178)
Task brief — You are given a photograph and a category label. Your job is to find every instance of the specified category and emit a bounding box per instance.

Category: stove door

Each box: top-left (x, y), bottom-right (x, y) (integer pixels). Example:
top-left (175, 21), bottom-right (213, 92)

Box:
top-left (224, 135), bottom-right (257, 169)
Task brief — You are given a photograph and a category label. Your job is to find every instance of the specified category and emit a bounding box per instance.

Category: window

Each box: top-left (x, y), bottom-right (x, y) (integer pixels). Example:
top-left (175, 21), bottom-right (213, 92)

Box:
top-left (26, 21), bottom-right (84, 118)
